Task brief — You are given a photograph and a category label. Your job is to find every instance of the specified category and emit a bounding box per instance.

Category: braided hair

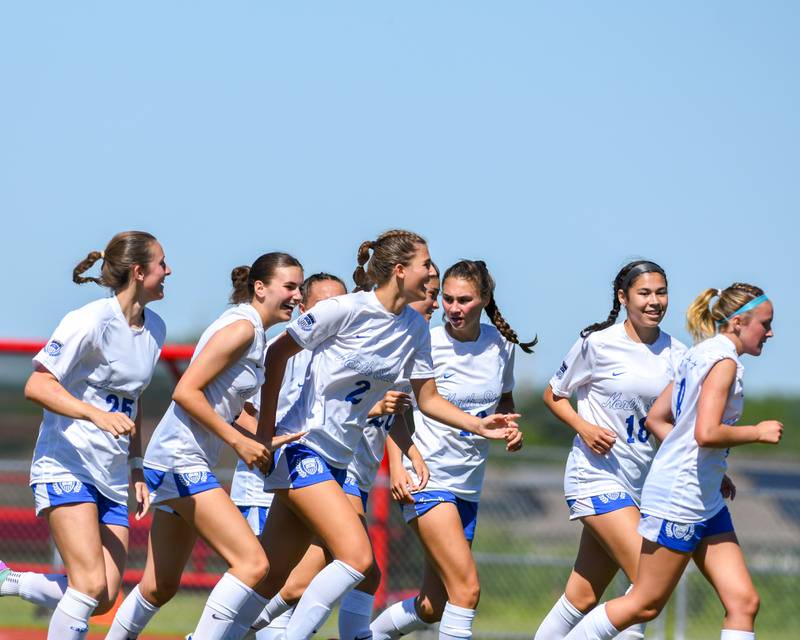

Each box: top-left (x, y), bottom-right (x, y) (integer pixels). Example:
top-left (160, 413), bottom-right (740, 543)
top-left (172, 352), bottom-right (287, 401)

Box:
top-left (443, 259), bottom-right (537, 353)
top-left (580, 260), bottom-right (667, 338)
top-left (73, 231), bottom-right (157, 292)
top-left (352, 229), bottom-right (427, 292)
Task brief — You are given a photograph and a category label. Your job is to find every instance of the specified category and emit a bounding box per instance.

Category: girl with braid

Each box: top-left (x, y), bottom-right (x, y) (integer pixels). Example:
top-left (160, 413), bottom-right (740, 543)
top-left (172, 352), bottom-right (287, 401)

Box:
top-left (253, 232), bottom-right (520, 640)
top-left (0, 232), bottom-right (169, 640)
top-left (564, 284), bottom-right (781, 640)
top-left (371, 259), bottom-right (531, 640)
top-left (535, 260), bottom-right (686, 640)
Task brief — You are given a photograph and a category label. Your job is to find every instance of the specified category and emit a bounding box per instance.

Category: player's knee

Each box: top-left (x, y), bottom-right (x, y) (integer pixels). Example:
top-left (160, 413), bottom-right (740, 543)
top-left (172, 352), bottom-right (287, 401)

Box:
top-left (339, 548), bottom-right (373, 576)
top-left (728, 588), bottom-right (760, 620)
top-left (235, 550), bottom-right (270, 586)
top-left (358, 560), bottom-right (382, 594)
top-left (451, 576), bottom-right (481, 609)
top-left (140, 577), bottom-right (181, 607)
top-left (633, 600), bottom-right (662, 624)
top-left (567, 589), bottom-right (598, 613)
top-left (417, 595), bottom-right (443, 624)
top-left (70, 572), bottom-right (108, 603)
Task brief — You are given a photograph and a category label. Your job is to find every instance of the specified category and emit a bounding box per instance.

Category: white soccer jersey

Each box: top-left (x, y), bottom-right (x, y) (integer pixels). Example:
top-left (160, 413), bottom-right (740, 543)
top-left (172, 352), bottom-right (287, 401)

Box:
top-left (405, 323), bottom-right (515, 502)
top-left (278, 291), bottom-right (433, 468)
top-left (230, 341), bottom-right (312, 508)
top-left (347, 380), bottom-right (413, 492)
top-left (145, 304), bottom-right (265, 472)
top-left (29, 297), bottom-right (166, 503)
top-left (550, 322), bottom-right (686, 502)
top-left (641, 334), bottom-right (744, 522)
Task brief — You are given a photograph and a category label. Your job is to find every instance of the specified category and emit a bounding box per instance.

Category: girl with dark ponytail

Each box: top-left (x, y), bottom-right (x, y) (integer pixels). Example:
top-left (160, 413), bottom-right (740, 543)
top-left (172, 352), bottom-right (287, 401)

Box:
top-left (252, 230), bottom-right (520, 639)
top-left (104, 252), bottom-right (305, 640)
top-left (371, 258), bottom-right (528, 639)
top-left (1, 232), bottom-right (169, 639)
top-left (566, 284), bottom-right (780, 640)
top-left (535, 260), bottom-right (687, 640)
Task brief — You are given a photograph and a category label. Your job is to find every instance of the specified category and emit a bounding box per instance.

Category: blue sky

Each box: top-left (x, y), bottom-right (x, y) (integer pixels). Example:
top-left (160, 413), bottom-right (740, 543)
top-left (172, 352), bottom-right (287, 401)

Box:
top-left (1, 2), bottom-right (798, 392)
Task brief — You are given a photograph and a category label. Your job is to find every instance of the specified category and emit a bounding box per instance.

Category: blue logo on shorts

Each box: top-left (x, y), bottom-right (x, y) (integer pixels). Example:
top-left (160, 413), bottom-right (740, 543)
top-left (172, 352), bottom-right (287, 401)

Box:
top-left (296, 457), bottom-right (324, 478)
top-left (45, 340), bottom-right (63, 356)
top-left (178, 471), bottom-right (208, 486)
top-left (297, 313), bottom-right (316, 331)
top-left (665, 522), bottom-right (695, 541)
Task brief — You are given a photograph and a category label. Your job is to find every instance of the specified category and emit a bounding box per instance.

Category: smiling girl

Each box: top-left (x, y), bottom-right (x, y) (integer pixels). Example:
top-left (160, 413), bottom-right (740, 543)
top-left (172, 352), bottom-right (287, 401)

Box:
top-left (0, 232), bottom-right (169, 640)
top-left (535, 260), bottom-right (686, 640)
top-left (563, 284), bottom-right (781, 640)
top-left (103, 252), bottom-right (305, 640)
top-left (253, 233), bottom-right (520, 640)
top-left (371, 258), bottom-right (533, 640)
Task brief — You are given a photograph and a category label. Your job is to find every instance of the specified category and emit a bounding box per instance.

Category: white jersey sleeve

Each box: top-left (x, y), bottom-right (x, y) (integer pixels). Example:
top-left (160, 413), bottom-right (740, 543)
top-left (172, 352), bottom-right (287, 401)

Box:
top-left (29, 297), bottom-right (166, 504)
top-left (407, 329), bottom-right (434, 380)
top-left (549, 337), bottom-right (595, 398)
top-left (286, 296), bottom-right (354, 352)
top-left (641, 334), bottom-right (744, 522)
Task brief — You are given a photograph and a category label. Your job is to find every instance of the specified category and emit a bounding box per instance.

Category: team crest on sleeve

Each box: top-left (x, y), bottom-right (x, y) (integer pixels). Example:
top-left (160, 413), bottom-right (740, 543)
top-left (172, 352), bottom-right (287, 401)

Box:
top-left (45, 340), bottom-right (63, 357)
top-left (297, 313), bottom-right (316, 331)
top-left (556, 361), bottom-right (568, 379)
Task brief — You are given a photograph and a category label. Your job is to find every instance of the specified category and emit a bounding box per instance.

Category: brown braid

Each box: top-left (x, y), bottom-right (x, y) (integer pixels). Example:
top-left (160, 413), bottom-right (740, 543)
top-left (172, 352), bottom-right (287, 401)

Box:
top-left (443, 259), bottom-right (537, 354)
top-left (352, 230), bottom-right (426, 292)
top-left (72, 231), bottom-right (157, 291)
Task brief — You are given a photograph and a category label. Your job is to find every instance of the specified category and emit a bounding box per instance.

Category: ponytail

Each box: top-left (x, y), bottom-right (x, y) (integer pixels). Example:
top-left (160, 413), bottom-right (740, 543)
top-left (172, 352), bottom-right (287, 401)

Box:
top-left (352, 230), bottom-right (427, 292)
top-left (581, 259), bottom-right (666, 338)
top-left (229, 252), bottom-right (303, 304)
top-left (72, 231), bottom-right (157, 291)
top-left (686, 282), bottom-right (765, 343)
top-left (443, 259), bottom-right (537, 354)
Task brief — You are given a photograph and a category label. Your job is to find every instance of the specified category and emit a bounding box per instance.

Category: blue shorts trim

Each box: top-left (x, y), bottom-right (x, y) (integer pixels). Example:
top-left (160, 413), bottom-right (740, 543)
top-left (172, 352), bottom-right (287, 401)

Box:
top-left (343, 474), bottom-right (369, 512)
top-left (402, 490), bottom-right (479, 542)
top-left (31, 481), bottom-right (129, 527)
top-left (638, 506), bottom-right (735, 553)
top-left (238, 505), bottom-right (270, 537)
top-left (566, 491), bottom-right (637, 520)
top-left (143, 467), bottom-right (222, 504)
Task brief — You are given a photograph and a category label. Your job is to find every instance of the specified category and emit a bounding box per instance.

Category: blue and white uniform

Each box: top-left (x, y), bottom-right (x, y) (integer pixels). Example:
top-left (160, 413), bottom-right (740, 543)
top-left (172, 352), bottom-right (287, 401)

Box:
top-left (229, 337), bottom-right (312, 534)
top-left (144, 304), bottom-right (265, 506)
top-left (30, 297), bottom-right (166, 526)
top-left (550, 323), bottom-right (686, 519)
top-left (402, 323), bottom-right (515, 541)
top-left (265, 291), bottom-right (433, 491)
top-left (638, 334), bottom-right (741, 552)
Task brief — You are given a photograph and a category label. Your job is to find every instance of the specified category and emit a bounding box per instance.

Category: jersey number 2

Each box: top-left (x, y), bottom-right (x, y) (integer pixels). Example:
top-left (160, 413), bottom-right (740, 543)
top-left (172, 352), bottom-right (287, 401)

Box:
top-left (345, 380), bottom-right (371, 405)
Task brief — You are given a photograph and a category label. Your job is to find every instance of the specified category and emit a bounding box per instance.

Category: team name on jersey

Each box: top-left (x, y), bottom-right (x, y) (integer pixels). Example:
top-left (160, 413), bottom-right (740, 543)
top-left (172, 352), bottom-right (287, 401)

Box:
top-left (441, 390), bottom-right (501, 410)
top-left (599, 393), bottom-right (656, 414)
top-left (337, 352), bottom-right (397, 382)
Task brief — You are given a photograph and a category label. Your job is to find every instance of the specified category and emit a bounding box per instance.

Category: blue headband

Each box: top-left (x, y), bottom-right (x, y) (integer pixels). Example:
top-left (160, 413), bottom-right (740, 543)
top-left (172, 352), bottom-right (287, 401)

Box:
top-left (718, 294), bottom-right (769, 326)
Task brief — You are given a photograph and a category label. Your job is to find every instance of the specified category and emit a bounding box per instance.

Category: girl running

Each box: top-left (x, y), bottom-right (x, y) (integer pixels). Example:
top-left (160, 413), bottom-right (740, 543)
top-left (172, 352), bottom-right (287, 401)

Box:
top-left (370, 258), bottom-right (533, 640)
top-left (0, 231), bottom-right (169, 640)
top-left (534, 260), bottom-right (686, 640)
top-left (104, 252), bottom-right (304, 640)
top-left (253, 231), bottom-right (520, 640)
top-left (563, 283), bottom-right (781, 640)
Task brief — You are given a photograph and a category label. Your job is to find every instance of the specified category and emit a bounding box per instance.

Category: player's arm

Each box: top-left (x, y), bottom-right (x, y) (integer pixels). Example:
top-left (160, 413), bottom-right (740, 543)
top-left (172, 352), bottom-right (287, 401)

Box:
top-left (497, 391), bottom-right (523, 452)
top-left (411, 377), bottom-right (518, 440)
top-left (234, 402), bottom-right (258, 435)
top-left (386, 413), bottom-right (428, 502)
top-left (130, 399), bottom-right (149, 519)
top-left (694, 359), bottom-right (783, 448)
top-left (645, 383), bottom-right (674, 443)
top-left (172, 320), bottom-right (270, 472)
top-left (257, 332), bottom-right (303, 446)
top-left (25, 366), bottom-right (134, 438)
top-left (543, 384), bottom-right (616, 455)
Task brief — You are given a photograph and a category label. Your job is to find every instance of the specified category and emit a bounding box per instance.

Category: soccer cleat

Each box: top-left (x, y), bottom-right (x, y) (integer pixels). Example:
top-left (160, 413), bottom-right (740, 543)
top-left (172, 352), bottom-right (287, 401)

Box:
top-left (0, 561), bottom-right (12, 596)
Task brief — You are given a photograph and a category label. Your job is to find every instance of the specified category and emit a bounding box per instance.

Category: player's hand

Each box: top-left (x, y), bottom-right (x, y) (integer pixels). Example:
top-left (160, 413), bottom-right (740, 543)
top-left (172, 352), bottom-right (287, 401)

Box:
top-left (756, 420), bottom-right (783, 444)
top-left (720, 473), bottom-right (737, 501)
top-left (132, 473), bottom-right (150, 520)
top-left (268, 431), bottom-right (307, 451)
top-left (505, 427), bottom-right (524, 452)
top-left (90, 408), bottom-right (135, 439)
top-left (390, 465), bottom-right (418, 504)
top-left (408, 449), bottom-right (429, 493)
top-left (475, 413), bottom-right (521, 440)
top-left (578, 421), bottom-right (616, 455)
top-left (375, 391), bottom-right (413, 416)
top-left (233, 435), bottom-right (273, 474)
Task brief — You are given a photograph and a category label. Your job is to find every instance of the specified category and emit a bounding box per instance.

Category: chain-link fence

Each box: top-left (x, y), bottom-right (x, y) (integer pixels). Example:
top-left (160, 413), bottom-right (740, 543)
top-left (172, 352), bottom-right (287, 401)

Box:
top-left (1, 449), bottom-right (798, 638)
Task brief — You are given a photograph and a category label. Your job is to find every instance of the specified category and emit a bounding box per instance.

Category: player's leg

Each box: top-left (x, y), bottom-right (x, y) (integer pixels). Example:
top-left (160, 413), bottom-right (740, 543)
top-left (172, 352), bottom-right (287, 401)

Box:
top-left (339, 491), bottom-right (381, 640)
top-left (693, 531), bottom-right (760, 636)
top-left (105, 507), bottom-right (197, 639)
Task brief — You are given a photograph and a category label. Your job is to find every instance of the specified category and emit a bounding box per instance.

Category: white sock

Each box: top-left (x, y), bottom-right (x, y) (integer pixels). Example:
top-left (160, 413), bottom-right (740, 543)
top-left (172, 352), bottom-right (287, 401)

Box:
top-left (256, 606), bottom-right (294, 639)
top-left (370, 597), bottom-right (429, 639)
top-left (283, 559), bottom-right (365, 639)
top-left (252, 593), bottom-right (292, 630)
top-left (193, 572), bottom-right (260, 640)
top-left (535, 593), bottom-right (585, 639)
top-left (48, 587), bottom-right (98, 640)
top-left (0, 571), bottom-right (68, 609)
top-left (438, 602), bottom-right (475, 639)
top-left (615, 622), bottom-right (646, 639)
top-left (228, 589), bottom-right (269, 640)
top-left (720, 631), bottom-right (755, 639)
top-left (564, 604), bottom-right (619, 640)
top-left (339, 588), bottom-right (375, 639)
top-left (105, 585), bottom-right (160, 639)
